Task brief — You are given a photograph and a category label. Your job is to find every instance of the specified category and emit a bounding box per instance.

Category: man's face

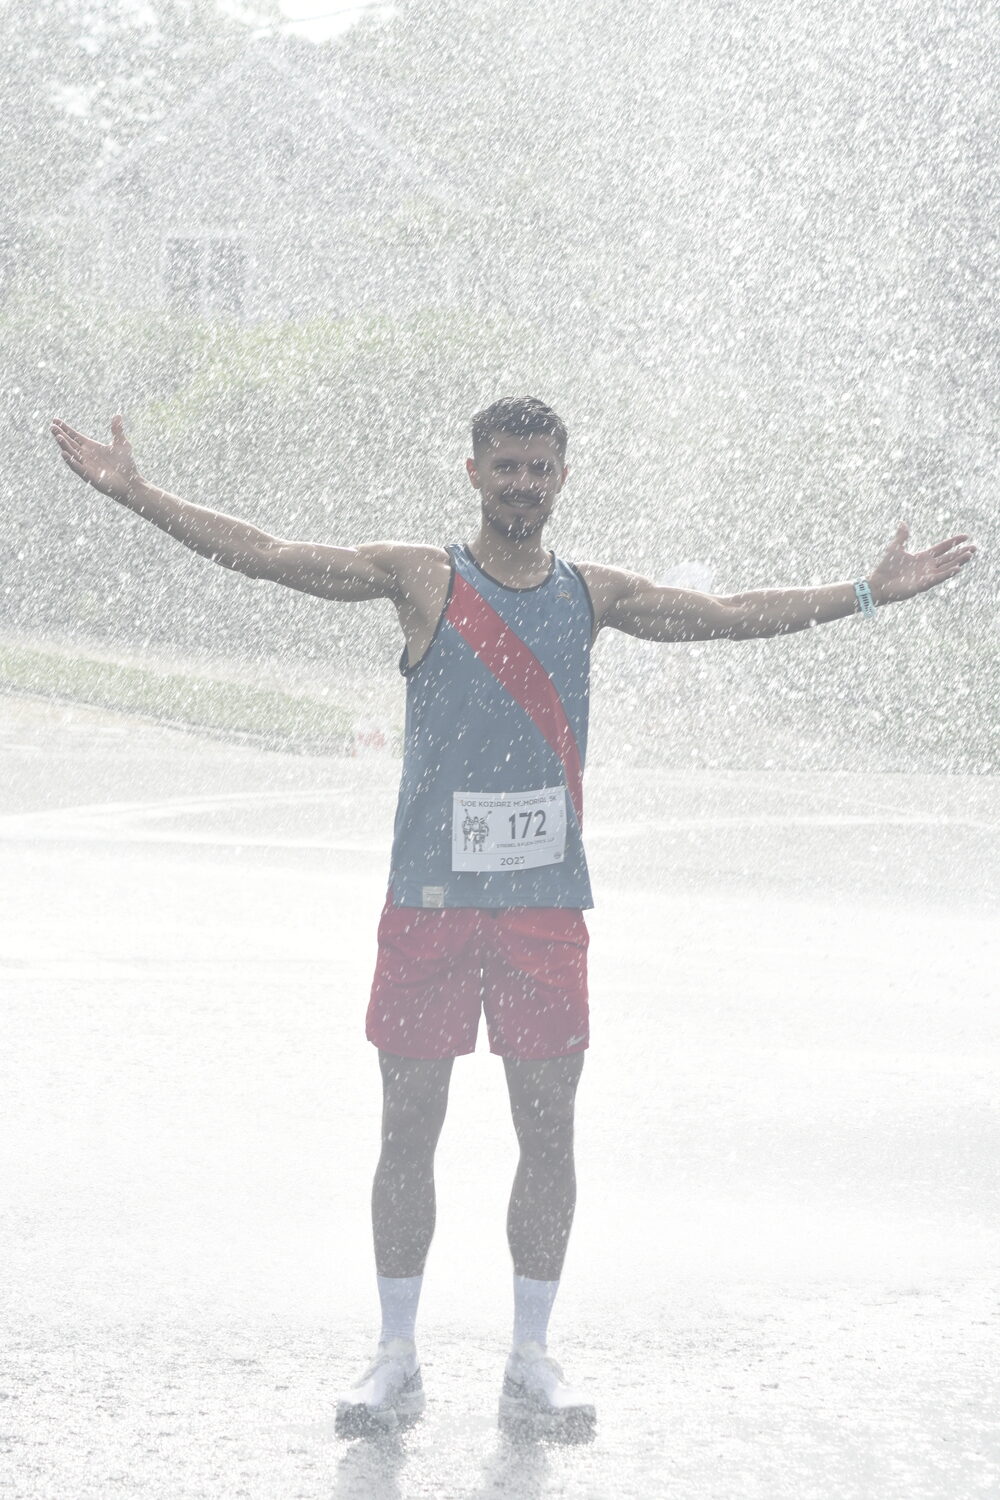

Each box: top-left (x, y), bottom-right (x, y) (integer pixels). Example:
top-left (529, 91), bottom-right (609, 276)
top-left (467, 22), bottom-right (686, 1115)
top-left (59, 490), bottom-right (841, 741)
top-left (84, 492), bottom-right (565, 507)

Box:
top-left (466, 432), bottom-right (568, 541)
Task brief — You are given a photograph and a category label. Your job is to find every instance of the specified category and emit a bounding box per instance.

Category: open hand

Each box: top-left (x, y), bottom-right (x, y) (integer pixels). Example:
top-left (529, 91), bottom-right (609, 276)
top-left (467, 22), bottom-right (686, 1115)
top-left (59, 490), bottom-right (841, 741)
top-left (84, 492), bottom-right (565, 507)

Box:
top-left (869, 523), bottom-right (976, 604)
top-left (50, 415), bottom-right (142, 503)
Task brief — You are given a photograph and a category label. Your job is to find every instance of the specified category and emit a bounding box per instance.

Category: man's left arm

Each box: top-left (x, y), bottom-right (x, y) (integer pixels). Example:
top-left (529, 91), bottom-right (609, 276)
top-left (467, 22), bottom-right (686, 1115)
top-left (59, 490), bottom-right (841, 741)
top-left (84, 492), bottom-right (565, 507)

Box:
top-left (585, 524), bottom-right (977, 642)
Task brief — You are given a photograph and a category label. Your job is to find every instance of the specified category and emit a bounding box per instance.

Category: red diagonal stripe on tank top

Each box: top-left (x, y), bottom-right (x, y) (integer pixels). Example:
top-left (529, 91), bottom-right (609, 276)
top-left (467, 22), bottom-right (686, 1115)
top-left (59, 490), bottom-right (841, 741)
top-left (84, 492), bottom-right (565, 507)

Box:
top-left (446, 571), bottom-right (584, 824)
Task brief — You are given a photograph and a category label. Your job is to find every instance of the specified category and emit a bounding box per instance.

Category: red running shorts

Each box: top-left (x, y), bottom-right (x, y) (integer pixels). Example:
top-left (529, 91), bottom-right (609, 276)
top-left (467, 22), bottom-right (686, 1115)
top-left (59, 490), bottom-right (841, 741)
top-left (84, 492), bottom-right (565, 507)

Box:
top-left (366, 894), bottom-right (589, 1061)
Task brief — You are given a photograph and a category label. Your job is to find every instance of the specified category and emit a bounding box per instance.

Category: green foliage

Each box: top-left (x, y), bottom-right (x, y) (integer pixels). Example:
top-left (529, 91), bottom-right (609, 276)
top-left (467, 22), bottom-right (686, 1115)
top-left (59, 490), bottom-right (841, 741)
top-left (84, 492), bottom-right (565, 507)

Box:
top-left (0, 640), bottom-right (352, 751)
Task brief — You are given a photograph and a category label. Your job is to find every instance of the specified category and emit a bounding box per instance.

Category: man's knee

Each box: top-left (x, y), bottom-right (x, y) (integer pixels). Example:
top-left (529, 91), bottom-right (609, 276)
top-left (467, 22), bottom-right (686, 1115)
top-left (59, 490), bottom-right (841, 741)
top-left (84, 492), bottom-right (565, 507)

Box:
top-left (504, 1055), bottom-right (583, 1144)
top-left (379, 1052), bottom-right (453, 1150)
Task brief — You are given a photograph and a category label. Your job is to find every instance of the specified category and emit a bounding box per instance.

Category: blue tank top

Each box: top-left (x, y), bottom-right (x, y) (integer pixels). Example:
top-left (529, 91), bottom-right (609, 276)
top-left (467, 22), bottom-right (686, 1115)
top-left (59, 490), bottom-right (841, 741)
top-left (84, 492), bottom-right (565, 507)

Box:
top-left (388, 542), bottom-right (594, 909)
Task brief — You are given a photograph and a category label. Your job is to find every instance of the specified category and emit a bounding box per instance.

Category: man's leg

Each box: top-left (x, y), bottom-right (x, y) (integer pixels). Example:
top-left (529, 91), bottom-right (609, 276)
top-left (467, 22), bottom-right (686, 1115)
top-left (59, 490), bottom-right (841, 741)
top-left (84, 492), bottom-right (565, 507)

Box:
top-left (500, 1051), bottom-right (594, 1435)
top-left (336, 1049), bottom-right (453, 1436)
top-left (372, 1049), bottom-right (454, 1278)
top-left (504, 1053), bottom-right (584, 1318)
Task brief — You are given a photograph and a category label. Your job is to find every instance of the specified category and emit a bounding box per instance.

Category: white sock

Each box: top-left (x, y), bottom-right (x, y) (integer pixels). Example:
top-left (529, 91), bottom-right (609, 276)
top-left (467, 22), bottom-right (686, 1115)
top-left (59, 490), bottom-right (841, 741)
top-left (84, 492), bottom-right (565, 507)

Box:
top-left (512, 1274), bottom-right (560, 1352)
top-left (377, 1273), bottom-right (423, 1354)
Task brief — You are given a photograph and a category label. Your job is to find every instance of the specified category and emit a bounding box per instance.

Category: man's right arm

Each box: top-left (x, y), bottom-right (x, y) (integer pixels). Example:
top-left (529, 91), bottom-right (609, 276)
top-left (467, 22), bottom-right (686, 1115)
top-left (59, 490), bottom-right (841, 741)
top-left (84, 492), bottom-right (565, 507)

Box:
top-left (51, 415), bottom-right (405, 602)
top-left (124, 477), bottom-right (404, 601)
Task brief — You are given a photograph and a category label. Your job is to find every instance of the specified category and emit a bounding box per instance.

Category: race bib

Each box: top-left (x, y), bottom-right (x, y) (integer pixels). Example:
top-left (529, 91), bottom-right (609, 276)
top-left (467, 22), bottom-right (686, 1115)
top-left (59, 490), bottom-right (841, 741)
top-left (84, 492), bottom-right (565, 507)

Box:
top-left (451, 787), bottom-right (567, 872)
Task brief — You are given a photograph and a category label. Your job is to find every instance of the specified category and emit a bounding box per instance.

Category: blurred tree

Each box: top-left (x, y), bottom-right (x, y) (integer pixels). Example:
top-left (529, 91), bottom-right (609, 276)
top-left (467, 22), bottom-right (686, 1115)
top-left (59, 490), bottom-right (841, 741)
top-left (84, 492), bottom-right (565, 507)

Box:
top-left (1, 2), bottom-right (92, 298)
top-left (72, 0), bottom-right (286, 159)
top-left (0, 0), bottom-right (284, 301)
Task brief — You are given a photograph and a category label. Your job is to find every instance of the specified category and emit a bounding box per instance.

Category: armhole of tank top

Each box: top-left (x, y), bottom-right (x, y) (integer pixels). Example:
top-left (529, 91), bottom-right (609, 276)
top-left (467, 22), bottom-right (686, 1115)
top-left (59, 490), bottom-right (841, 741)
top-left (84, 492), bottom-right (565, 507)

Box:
top-left (399, 547), bottom-right (458, 677)
top-left (564, 560), bottom-right (597, 643)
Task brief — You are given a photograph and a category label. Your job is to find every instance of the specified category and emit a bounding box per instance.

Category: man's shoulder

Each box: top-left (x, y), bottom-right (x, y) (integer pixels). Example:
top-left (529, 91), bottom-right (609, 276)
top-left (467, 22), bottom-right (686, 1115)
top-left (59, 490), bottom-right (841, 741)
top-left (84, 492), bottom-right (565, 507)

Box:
top-left (573, 559), bottom-right (629, 583)
top-left (571, 560), bottom-right (634, 616)
top-left (369, 540), bottom-right (451, 564)
top-left (366, 540), bottom-right (452, 583)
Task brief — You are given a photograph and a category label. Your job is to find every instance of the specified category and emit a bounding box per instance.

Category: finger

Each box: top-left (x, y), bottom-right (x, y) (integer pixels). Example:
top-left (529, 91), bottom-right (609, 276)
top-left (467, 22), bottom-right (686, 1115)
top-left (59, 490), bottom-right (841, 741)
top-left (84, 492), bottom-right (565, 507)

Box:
top-left (893, 521), bottom-right (910, 546)
top-left (52, 418), bottom-right (88, 443)
top-left (61, 452), bottom-right (89, 481)
top-left (52, 430), bottom-right (81, 458)
top-left (931, 534), bottom-right (970, 556)
top-left (937, 557), bottom-right (974, 578)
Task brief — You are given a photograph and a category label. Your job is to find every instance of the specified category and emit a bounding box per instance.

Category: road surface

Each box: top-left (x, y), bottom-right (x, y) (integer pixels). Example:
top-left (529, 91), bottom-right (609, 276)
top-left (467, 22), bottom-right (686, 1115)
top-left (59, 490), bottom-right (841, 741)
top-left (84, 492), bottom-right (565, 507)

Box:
top-left (1, 694), bottom-right (998, 1498)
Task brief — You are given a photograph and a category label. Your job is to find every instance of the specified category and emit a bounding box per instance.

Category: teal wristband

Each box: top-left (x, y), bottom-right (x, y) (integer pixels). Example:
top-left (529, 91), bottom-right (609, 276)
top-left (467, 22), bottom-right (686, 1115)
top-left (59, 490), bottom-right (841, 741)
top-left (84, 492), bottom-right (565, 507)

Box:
top-left (854, 579), bottom-right (876, 618)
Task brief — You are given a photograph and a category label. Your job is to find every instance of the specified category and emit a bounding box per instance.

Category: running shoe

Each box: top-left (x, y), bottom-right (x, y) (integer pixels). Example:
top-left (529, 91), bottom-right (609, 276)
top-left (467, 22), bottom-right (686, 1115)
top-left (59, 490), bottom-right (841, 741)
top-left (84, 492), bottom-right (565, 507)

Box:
top-left (498, 1341), bottom-right (596, 1442)
top-left (334, 1338), bottom-right (425, 1438)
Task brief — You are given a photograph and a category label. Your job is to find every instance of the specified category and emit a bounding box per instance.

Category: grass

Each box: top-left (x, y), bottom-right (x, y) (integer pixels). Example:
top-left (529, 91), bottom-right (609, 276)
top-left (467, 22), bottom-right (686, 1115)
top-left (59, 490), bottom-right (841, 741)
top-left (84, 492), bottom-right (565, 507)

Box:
top-left (0, 641), bottom-right (353, 754)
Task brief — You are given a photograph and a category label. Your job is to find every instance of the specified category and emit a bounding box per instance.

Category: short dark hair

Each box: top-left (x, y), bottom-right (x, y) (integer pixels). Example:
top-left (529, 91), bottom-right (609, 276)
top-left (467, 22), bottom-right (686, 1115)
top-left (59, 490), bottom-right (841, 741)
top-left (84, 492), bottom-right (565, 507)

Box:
top-left (471, 396), bottom-right (568, 460)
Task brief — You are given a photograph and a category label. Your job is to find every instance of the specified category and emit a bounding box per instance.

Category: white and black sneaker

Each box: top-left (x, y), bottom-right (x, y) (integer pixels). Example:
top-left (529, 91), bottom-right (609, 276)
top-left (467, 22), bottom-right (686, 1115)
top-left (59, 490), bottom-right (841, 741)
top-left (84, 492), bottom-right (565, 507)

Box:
top-left (498, 1341), bottom-right (596, 1443)
top-left (335, 1338), bottom-right (426, 1438)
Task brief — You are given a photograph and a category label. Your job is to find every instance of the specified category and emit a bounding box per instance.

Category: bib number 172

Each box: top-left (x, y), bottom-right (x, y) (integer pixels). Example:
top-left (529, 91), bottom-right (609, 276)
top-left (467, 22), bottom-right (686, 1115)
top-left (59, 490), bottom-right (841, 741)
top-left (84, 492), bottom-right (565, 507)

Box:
top-left (508, 809), bottom-right (547, 841)
top-left (451, 786), bottom-right (566, 872)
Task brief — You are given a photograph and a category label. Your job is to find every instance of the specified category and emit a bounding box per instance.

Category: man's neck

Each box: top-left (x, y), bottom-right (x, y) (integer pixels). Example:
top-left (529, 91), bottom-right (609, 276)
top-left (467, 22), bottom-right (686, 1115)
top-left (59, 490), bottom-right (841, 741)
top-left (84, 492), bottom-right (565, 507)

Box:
top-left (467, 524), bottom-right (552, 586)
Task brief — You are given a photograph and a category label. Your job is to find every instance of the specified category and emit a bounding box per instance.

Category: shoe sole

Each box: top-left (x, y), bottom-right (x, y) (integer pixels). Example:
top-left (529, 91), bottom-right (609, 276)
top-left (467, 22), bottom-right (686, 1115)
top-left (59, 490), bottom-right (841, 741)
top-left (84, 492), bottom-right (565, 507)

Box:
top-left (335, 1389), bottom-right (426, 1440)
top-left (498, 1393), bottom-right (596, 1445)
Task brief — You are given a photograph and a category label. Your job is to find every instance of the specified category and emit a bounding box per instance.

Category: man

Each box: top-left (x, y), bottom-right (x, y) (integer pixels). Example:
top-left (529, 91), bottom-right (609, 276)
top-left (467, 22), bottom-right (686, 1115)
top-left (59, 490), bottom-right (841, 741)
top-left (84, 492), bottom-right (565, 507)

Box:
top-left (50, 397), bottom-right (975, 1440)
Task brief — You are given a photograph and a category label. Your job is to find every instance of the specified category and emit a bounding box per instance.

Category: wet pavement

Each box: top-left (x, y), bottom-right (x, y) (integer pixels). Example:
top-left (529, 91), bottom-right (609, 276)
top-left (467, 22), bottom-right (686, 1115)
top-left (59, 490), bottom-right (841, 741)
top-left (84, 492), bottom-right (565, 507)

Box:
top-left (2, 694), bottom-right (999, 1498)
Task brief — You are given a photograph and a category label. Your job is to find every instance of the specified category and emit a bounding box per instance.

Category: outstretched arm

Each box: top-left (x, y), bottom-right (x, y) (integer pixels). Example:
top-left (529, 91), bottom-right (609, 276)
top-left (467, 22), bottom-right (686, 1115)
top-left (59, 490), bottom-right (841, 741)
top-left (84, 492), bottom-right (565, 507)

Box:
top-left (584, 525), bottom-right (977, 642)
top-left (50, 414), bottom-right (407, 602)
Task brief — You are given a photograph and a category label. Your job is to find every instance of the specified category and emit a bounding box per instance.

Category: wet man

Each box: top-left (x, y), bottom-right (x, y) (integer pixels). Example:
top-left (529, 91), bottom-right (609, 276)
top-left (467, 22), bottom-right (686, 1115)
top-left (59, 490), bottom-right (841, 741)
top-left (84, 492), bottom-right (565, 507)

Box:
top-left (51, 397), bottom-right (975, 1439)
